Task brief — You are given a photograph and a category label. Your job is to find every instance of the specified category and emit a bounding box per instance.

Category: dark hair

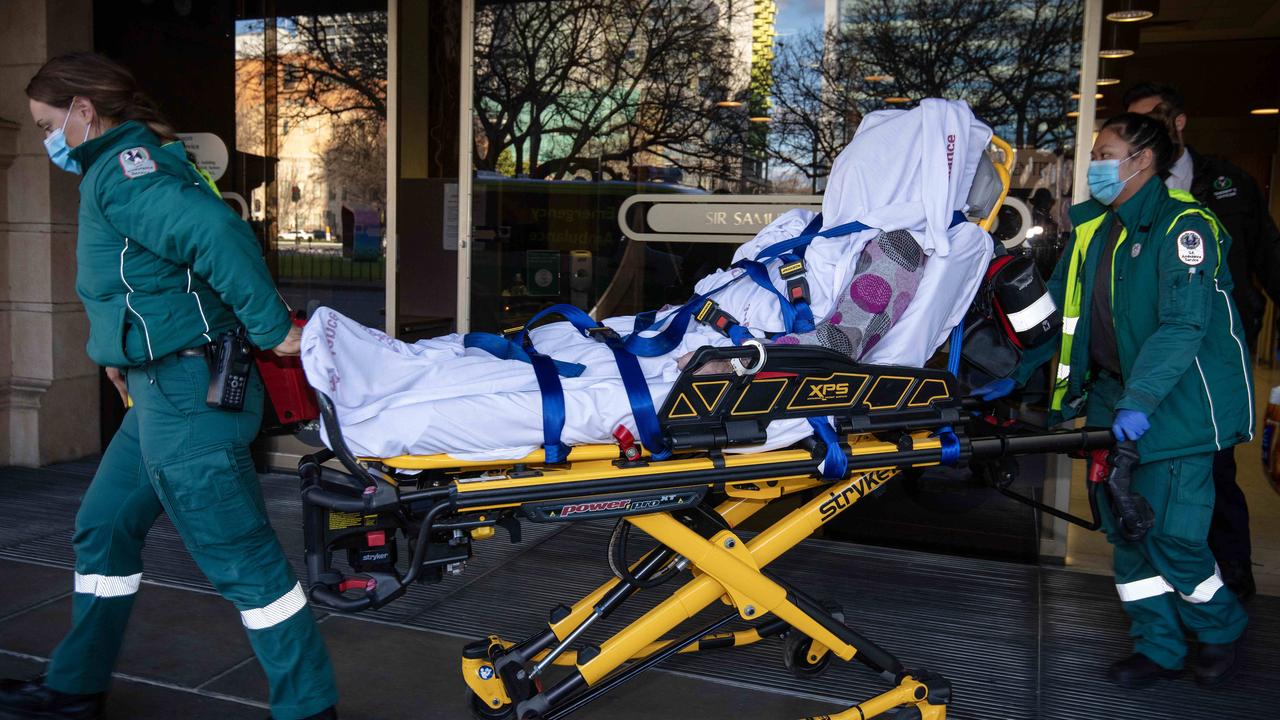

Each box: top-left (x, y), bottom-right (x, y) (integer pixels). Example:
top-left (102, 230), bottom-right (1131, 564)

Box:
top-left (25, 52), bottom-right (179, 144)
top-left (1123, 82), bottom-right (1185, 116)
top-left (1100, 112), bottom-right (1177, 178)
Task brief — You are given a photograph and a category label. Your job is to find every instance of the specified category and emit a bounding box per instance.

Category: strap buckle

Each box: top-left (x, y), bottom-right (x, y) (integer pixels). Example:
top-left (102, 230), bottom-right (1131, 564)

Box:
top-left (694, 299), bottom-right (741, 337)
top-left (586, 325), bottom-right (621, 344)
top-left (779, 259), bottom-right (810, 305)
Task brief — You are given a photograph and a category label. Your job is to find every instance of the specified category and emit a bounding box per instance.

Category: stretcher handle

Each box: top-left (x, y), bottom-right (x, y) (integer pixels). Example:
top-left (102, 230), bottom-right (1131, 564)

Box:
top-left (308, 569), bottom-right (407, 612)
top-left (968, 428), bottom-right (1114, 458)
top-left (315, 392), bottom-right (376, 489)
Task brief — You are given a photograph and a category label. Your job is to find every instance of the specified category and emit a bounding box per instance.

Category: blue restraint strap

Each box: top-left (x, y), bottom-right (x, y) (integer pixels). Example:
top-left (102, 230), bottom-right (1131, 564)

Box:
top-left (946, 318), bottom-right (964, 377)
top-left (938, 428), bottom-right (961, 466)
top-left (779, 250), bottom-right (816, 333)
top-left (934, 316), bottom-right (965, 466)
top-left (528, 350), bottom-right (570, 463)
top-left (621, 260), bottom-right (760, 356)
top-left (807, 417), bottom-right (848, 481)
top-left (622, 303), bottom-right (697, 357)
top-left (751, 218), bottom-right (869, 263)
top-left (517, 304), bottom-right (671, 461)
top-left (608, 346), bottom-right (671, 460)
top-left (736, 259), bottom-right (806, 333)
top-left (463, 333), bottom-right (586, 377)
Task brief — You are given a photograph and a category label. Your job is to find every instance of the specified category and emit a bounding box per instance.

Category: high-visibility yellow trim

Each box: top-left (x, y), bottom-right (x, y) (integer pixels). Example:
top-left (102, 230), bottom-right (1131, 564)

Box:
top-left (1052, 212), bottom-right (1107, 411)
top-left (1052, 190), bottom-right (1227, 411)
top-left (373, 443), bottom-right (627, 470)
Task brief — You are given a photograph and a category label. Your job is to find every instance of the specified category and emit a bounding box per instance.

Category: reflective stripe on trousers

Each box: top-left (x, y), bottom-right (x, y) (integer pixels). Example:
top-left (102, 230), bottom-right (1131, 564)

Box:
top-left (241, 581), bottom-right (308, 630)
top-left (74, 572), bottom-right (142, 598)
top-left (1116, 566), bottom-right (1226, 605)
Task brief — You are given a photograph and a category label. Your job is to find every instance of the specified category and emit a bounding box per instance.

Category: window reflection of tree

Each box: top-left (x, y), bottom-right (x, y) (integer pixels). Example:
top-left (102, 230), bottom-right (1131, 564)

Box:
top-left (769, 0), bottom-right (1081, 189)
top-left (473, 0), bottom-right (759, 191)
top-left (237, 12), bottom-right (388, 225)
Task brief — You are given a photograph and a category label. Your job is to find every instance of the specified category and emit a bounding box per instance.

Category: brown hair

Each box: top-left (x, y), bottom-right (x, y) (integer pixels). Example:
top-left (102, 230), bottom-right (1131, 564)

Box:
top-left (25, 52), bottom-right (179, 144)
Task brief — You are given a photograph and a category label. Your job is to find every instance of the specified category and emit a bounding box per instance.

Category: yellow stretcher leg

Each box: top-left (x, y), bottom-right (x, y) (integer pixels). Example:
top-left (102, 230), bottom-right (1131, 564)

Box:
top-left (459, 438), bottom-right (958, 719)
top-left (804, 675), bottom-right (948, 720)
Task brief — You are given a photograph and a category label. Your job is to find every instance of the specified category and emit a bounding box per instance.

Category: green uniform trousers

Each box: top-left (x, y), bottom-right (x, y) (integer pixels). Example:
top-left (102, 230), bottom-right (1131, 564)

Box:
top-left (43, 352), bottom-right (337, 719)
top-left (1089, 375), bottom-right (1248, 670)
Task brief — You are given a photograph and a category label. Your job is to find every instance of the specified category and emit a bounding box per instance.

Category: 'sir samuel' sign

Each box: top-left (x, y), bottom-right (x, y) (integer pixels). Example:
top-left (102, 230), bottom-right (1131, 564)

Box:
top-left (618, 194), bottom-right (822, 245)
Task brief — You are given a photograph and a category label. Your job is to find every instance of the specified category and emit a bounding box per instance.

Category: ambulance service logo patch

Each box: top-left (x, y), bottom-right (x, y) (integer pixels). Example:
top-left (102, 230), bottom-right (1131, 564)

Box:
top-left (118, 147), bottom-right (157, 179)
top-left (1177, 230), bottom-right (1204, 266)
top-left (1213, 175), bottom-right (1233, 191)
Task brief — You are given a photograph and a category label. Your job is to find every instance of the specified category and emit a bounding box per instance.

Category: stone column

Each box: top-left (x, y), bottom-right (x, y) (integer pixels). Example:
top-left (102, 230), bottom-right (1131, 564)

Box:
top-left (1, 0), bottom-right (99, 467)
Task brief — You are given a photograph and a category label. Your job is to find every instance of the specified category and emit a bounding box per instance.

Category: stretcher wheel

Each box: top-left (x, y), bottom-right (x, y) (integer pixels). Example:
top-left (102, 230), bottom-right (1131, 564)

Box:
top-left (782, 631), bottom-right (832, 677)
top-left (468, 691), bottom-right (513, 719)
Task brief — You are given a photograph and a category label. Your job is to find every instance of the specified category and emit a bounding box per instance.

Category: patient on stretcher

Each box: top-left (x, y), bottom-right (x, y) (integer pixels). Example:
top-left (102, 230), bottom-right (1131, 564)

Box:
top-left (302, 99), bottom-right (997, 460)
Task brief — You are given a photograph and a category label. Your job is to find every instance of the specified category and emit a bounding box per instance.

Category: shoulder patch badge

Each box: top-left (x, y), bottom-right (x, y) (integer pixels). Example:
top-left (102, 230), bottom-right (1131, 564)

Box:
top-left (118, 147), bottom-right (157, 179)
top-left (1177, 230), bottom-right (1204, 266)
top-left (1213, 175), bottom-right (1233, 191)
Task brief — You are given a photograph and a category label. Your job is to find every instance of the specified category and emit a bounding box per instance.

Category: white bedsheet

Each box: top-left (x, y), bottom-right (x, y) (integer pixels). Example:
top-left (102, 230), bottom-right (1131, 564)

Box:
top-left (301, 99), bottom-right (996, 460)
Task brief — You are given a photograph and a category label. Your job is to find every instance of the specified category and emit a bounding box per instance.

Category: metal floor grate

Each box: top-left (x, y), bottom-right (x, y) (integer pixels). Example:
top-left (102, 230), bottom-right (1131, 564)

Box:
top-left (1, 460), bottom-right (1275, 718)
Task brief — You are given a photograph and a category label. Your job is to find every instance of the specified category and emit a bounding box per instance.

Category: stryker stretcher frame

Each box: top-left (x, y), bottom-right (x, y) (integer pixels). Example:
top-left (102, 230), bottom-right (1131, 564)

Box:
top-left (296, 138), bottom-right (1114, 720)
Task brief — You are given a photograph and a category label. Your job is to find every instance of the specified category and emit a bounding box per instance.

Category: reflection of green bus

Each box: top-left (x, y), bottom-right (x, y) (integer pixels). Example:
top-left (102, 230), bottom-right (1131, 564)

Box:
top-left (470, 175), bottom-right (730, 332)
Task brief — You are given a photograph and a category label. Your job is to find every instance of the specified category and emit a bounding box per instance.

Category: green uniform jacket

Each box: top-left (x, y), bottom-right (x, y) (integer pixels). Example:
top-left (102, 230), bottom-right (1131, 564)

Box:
top-left (1016, 176), bottom-right (1254, 463)
top-left (68, 121), bottom-right (290, 367)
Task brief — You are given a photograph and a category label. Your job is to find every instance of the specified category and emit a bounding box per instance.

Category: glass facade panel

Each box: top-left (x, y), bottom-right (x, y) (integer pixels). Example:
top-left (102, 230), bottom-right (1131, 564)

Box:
top-left (468, 0), bottom-right (773, 332)
top-left (235, 4), bottom-right (388, 328)
top-left (467, 0), bottom-right (1083, 334)
top-left (786, 0), bottom-right (1082, 264)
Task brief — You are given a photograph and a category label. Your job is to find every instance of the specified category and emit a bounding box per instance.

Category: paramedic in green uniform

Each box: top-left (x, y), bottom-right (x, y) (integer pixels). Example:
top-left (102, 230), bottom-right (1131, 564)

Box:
top-left (982, 112), bottom-right (1252, 689)
top-left (0, 53), bottom-right (338, 720)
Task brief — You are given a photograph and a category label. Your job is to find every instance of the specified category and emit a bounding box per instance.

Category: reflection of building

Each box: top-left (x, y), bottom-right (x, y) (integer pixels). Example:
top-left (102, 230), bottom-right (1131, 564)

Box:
top-left (235, 17), bottom-right (387, 242)
top-left (823, 0), bottom-right (856, 33)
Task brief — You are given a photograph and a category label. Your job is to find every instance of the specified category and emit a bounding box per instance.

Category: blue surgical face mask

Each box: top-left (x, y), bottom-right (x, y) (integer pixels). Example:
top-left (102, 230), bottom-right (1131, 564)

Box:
top-left (1087, 148), bottom-right (1144, 205)
top-left (43, 98), bottom-right (90, 175)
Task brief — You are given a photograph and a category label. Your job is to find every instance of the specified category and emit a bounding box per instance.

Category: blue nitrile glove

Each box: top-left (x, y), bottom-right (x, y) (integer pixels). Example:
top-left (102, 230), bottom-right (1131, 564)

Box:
top-left (1112, 409), bottom-right (1150, 442)
top-left (970, 377), bottom-right (1016, 402)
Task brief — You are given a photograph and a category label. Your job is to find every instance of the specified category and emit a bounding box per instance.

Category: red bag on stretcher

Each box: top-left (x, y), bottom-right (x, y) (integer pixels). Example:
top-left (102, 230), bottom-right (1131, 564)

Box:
top-left (255, 316), bottom-right (319, 428)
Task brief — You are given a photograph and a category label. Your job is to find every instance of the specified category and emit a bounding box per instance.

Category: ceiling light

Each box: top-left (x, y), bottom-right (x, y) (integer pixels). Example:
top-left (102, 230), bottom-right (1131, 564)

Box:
top-left (1096, 59), bottom-right (1122, 86)
top-left (1105, 0), bottom-right (1158, 23)
top-left (1099, 21), bottom-right (1139, 59)
top-left (749, 116), bottom-right (772, 123)
top-left (884, 96), bottom-right (911, 104)
top-left (1251, 108), bottom-right (1280, 115)
top-left (1071, 93), bottom-right (1105, 100)
top-left (864, 74), bottom-right (894, 83)
top-left (715, 100), bottom-right (743, 108)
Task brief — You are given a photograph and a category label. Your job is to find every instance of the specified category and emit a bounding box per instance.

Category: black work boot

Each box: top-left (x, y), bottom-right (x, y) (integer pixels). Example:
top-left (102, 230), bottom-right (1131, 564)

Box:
top-left (1194, 638), bottom-right (1243, 689)
top-left (0, 678), bottom-right (104, 720)
top-left (1105, 653), bottom-right (1183, 688)
top-left (264, 708), bottom-right (337, 720)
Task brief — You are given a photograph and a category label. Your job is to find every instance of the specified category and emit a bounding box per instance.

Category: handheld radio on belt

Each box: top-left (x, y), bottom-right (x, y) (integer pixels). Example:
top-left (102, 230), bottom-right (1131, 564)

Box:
top-left (206, 327), bottom-right (254, 412)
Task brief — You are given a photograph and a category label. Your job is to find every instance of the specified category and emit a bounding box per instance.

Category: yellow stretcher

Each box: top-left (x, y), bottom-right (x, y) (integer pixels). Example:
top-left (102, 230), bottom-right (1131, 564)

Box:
top-left (295, 139), bottom-right (1115, 720)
